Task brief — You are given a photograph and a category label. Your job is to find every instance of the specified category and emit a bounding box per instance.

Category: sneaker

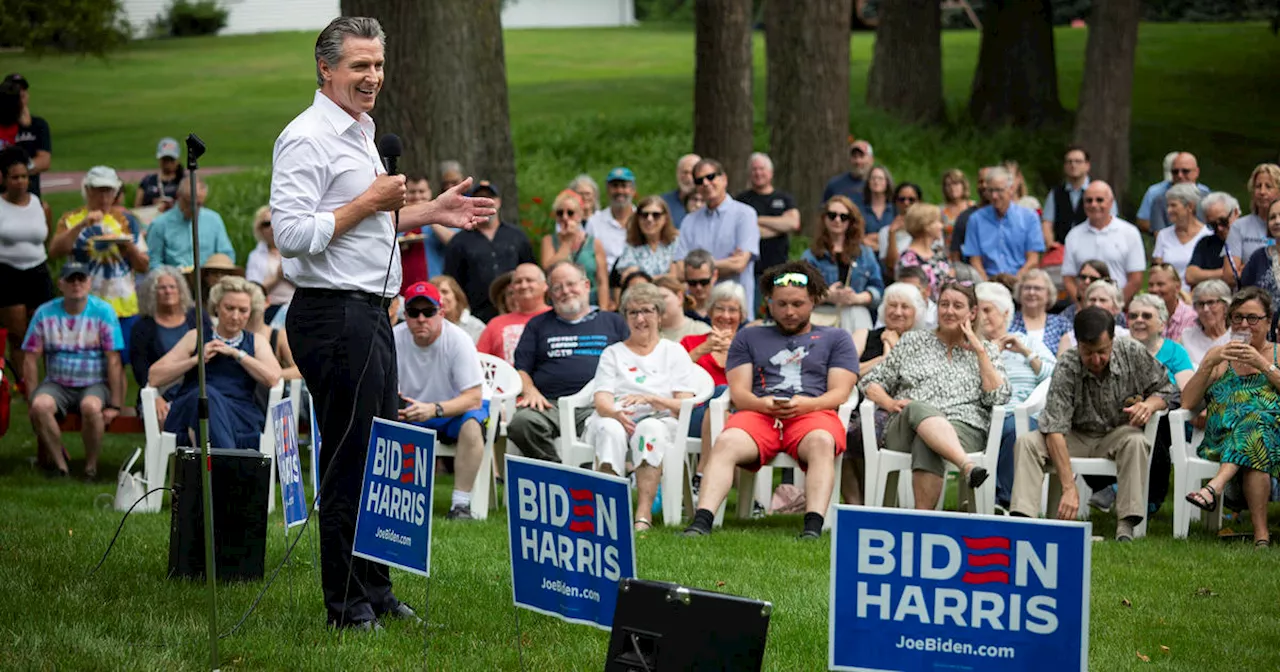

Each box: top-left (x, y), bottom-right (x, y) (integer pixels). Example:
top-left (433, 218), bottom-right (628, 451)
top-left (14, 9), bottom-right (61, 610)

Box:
top-left (446, 505), bottom-right (473, 520)
top-left (681, 524), bottom-right (710, 538)
top-left (751, 502), bottom-right (767, 519)
top-left (1115, 517), bottom-right (1137, 542)
top-left (796, 529), bottom-right (821, 541)
top-left (1089, 485), bottom-right (1117, 513)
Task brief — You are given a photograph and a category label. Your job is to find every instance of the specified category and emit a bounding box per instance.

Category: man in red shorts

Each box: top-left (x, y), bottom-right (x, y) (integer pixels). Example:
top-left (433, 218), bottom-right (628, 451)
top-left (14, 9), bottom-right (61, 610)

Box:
top-left (683, 261), bottom-right (858, 539)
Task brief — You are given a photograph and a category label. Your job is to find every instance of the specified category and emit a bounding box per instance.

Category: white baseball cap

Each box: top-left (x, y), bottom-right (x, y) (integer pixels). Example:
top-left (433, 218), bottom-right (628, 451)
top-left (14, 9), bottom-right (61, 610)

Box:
top-left (82, 166), bottom-right (122, 191)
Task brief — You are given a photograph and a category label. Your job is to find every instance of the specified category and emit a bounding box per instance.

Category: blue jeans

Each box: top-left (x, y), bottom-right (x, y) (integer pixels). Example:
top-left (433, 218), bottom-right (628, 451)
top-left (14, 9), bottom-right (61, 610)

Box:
top-left (689, 385), bottom-right (728, 438)
top-left (997, 414), bottom-right (1036, 508)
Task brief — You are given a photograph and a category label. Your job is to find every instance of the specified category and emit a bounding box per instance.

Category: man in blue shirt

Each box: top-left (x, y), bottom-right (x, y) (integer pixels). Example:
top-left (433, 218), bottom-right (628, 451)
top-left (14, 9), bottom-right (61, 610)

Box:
top-left (671, 159), bottom-right (761, 314)
top-left (507, 261), bottom-right (629, 462)
top-left (822, 139), bottom-right (874, 205)
top-left (145, 176), bottom-right (236, 267)
top-left (961, 166), bottom-right (1045, 280)
top-left (660, 153), bottom-right (699, 228)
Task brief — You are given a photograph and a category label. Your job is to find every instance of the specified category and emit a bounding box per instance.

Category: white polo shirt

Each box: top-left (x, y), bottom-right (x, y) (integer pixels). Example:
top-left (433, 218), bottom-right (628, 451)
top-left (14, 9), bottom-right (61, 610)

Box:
top-left (585, 205), bottom-right (633, 270)
top-left (1061, 217), bottom-right (1146, 289)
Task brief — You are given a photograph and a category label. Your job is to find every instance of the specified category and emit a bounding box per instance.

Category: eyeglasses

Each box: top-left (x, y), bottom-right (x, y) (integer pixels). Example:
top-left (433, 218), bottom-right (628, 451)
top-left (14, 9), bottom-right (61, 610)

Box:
top-left (1020, 285), bottom-right (1048, 293)
top-left (1064, 158), bottom-right (1087, 165)
top-left (825, 211), bottom-right (851, 222)
top-left (686, 277), bottom-right (713, 287)
top-left (1230, 313), bottom-right (1267, 325)
top-left (693, 172), bottom-right (720, 186)
top-left (550, 281), bottom-right (585, 294)
top-left (405, 305), bottom-right (438, 319)
top-left (625, 307), bottom-right (658, 319)
top-left (1193, 300), bottom-right (1225, 309)
top-left (710, 304), bottom-right (741, 314)
top-left (554, 209), bottom-right (579, 218)
top-left (772, 272), bottom-right (810, 288)
top-left (1171, 168), bottom-right (1194, 176)
top-left (1127, 311), bottom-right (1157, 321)
top-left (639, 211), bottom-right (665, 220)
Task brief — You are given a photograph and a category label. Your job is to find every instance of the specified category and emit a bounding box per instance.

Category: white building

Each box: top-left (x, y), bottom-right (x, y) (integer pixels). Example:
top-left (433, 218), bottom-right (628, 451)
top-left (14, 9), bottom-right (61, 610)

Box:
top-left (121, 0), bottom-right (635, 37)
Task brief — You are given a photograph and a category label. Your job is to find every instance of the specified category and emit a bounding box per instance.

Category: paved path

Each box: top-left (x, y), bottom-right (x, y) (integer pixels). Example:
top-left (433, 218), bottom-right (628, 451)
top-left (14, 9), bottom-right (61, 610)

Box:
top-left (39, 166), bottom-right (246, 193)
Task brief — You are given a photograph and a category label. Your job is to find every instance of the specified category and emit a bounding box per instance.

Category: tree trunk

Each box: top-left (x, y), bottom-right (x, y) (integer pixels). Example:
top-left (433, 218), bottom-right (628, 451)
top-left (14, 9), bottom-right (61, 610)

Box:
top-left (1073, 0), bottom-right (1141, 210)
top-left (694, 0), bottom-right (754, 194)
top-left (341, 0), bottom-right (518, 223)
top-left (866, 0), bottom-right (944, 125)
top-left (968, 0), bottom-right (1063, 128)
top-left (765, 0), bottom-right (853, 236)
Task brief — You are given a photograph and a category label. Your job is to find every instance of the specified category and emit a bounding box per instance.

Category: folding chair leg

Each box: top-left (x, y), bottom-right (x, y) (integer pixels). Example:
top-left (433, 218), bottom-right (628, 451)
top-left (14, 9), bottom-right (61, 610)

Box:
top-left (737, 468), bottom-right (759, 520)
top-left (661, 450), bottom-right (684, 527)
top-left (470, 441), bottom-right (493, 521)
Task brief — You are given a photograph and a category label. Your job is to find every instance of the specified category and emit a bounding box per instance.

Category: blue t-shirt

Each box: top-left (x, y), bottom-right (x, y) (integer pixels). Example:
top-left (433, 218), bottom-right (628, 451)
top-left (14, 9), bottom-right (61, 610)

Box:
top-left (513, 309), bottom-right (630, 399)
top-left (1155, 338), bottom-right (1193, 387)
top-left (21, 296), bottom-right (124, 388)
top-left (726, 324), bottom-right (859, 398)
top-left (822, 173), bottom-right (866, 206)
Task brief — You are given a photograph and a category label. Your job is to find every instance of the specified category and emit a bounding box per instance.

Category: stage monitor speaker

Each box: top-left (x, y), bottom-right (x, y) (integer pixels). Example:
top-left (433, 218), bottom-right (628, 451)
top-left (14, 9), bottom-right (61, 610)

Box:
top-left (168, 447), bottom-right (270, 582)
top-left (605, 578), bottom-right (772, 672)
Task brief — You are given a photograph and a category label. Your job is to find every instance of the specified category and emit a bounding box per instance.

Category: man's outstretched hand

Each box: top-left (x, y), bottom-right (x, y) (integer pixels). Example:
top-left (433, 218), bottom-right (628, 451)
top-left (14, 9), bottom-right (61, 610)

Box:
top-left (431, 177), bottom-right (497, 230)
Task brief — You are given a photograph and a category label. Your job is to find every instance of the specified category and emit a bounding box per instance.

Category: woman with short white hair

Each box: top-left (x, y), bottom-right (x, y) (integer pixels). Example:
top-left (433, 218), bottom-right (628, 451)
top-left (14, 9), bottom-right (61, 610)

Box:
top-left (585, 282), bottom-right (698, 531)
top-left (1058, 280), bottom-right (1131, 353)
top-left (1179, 279), bottom-right (1231, 366)
top-left (1154, 183), bottom-right (1211, 290)
top-left (976, 282), bottom-right (1055, 510)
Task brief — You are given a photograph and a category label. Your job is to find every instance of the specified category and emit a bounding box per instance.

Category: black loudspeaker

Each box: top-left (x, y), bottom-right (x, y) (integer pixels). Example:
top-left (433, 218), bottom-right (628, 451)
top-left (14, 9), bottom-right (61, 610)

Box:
top-left (605, 578), bottom-right (772, 672)
top-left (168, 447), bottom-right (270, 582)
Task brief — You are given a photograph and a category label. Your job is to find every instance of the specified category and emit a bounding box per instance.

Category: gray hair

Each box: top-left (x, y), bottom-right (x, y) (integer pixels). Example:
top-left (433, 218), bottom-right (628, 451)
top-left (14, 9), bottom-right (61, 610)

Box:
top-left (1166, 182), bottom-right (1203, 210)
top-left (985, 166), bottom-right (1013, 190)
top-left (1200, 191), bottom-right (1240, 217)
top-left (877, 282), bottom-right (927, 330)
top-left (546, 260), bottom-right (587, 284)
top-left (1162, 151), bottom-right (1180, 183)
top-left (1085, 279), bottom-right (1124, 311)
top-left (708, 281), bottom-right (747, 314)
top-left (1015, 268), bottom-right (1058, 303)
top-left (568, 174), bottom-right (600, 210)
top-left (138, 265), bottom-right (195, 317)
top-left (439, 160), bottom-right (463, 177)
top-left (208, 275), bottom-right (265, 327)
top-left (315, 17), bottom-right (385, 88)
top-left (1129, 292), bottom-right (1169, 324)
top-left (684, 248), bottom-right (715, 273)
top-left (1192, 279), bottom-right (1232, 305)
top-left (748, 152), bottom-right (773, 172)
top-left (619, 282), bottom-right (666, 319)
top-left (975, 282), bottom-right (1015, 330)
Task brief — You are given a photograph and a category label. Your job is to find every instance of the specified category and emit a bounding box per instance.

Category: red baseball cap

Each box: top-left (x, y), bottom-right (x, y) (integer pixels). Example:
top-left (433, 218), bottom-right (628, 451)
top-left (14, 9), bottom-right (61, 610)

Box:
top-left (403, 281), bottom-right (441, 306)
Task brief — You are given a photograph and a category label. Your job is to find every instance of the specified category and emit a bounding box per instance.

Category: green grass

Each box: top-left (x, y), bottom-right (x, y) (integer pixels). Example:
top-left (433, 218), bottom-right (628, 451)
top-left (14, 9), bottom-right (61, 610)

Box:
top-left (7, 21), bottom-right (1280, 670)
top-left (22, 22), bottom-right (1280, 255)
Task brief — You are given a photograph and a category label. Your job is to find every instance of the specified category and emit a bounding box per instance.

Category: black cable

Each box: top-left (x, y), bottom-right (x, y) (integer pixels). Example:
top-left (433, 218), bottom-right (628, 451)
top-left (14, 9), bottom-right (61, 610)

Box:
top-left (220, 209), bottom-right (401, 639)
top-left (88, 486), bottom-right (173, 577)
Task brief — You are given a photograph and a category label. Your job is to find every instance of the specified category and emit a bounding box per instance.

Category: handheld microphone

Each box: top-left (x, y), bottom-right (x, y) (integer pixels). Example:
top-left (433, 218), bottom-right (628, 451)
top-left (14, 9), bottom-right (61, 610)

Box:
top-left (378, 134), bottom-right (403, 176)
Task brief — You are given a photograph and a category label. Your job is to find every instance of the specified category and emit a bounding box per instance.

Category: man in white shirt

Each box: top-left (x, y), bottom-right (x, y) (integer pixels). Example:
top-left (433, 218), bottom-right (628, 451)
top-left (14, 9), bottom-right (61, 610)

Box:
top-left (1061, 181), bottom-right (1145, 307)
top-left (394, 282), bottom-right (488, 520)
top-left (584, 166), bottom-right (636, 270)
top-left (270, 16), bottom-right (494, 632)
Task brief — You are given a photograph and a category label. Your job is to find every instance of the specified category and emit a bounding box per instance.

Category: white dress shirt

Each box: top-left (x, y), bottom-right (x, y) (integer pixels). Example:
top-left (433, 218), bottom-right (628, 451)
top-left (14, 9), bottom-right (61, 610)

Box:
top-left (271, 90), bottom-right (400, 296)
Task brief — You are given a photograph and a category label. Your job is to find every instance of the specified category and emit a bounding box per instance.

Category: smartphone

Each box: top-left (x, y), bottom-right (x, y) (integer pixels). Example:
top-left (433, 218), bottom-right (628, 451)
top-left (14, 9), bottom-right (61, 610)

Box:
top-left (770, 391), bottom-right (794, 404)
top-left (398, 397), bottom-right (411, 411)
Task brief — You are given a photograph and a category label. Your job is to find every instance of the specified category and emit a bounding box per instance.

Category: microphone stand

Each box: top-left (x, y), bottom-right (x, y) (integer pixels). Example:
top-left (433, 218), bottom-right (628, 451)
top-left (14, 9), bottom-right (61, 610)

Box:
top-left (185, 133), bottom-right (220, 672)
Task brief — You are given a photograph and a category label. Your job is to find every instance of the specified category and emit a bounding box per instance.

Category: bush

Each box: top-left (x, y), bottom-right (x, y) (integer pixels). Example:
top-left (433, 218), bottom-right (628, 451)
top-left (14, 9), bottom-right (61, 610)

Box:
top-left (0, 0), bottom-right (131, 55)
top-left (150, 0), bottom-right (229, 38)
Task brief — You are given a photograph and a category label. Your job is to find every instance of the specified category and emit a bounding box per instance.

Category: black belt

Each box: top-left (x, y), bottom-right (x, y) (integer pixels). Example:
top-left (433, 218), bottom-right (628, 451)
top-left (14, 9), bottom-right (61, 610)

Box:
top-left (295, 287), bottom-right (389, 307)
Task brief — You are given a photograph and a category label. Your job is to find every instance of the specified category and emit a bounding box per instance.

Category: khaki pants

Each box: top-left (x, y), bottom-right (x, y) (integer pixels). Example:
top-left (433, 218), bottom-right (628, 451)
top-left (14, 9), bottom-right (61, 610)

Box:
top-left (1010, 426), bottom-right (1150, 521)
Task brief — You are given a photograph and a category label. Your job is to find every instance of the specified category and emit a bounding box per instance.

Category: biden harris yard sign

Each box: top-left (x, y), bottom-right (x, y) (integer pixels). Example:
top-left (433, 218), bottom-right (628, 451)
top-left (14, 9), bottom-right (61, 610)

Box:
top-left (270, 399), bottom-right (307, 529)
top-left (829, 507), bottom-right (1091, 672)
top-left (352, 418), bottom-right (437, 577)
top-left (505, 455), bottom-right (637, 630)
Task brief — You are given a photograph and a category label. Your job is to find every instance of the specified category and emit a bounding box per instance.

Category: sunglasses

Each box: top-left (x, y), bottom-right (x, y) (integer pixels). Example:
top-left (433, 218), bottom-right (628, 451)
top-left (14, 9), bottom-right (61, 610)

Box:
top-left (1208, 217), bottom-right (1232, 228)
top-left (405, 305), bottom-right (439, 319)
top-left (825, 211), bottom-right (851, 222)
top-left (639, 210), bottom-right (665, 220)
top-left (895, 196), bottom-right (918, 205)
top-left (693, 172), bottom-right (721, 186)
top-left (772, 272), bottom-right (810, 288)
top-left (1127, 311), bottom-right (1157, 321)
top-left (686, 278), bottom-right (713, 287)
top-left (1083, 197), bottom-right (1107, 204)
top-left (259, 220), bottom-right (272, 228)
top-left (554, 209), bottom-right (579, 217)
top-left (1079, 274), bottom-right (1103, 284)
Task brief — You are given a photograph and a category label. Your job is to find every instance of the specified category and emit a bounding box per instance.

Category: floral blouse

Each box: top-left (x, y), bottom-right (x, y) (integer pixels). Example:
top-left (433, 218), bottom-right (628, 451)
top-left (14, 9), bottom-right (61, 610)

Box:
top-left (616, 241), bottom-right (679, 278)
top-left (897, 247), bottom-right (952, 299)
top-left (859, 330), bottom-right (1011, 430)
top-left (1010, 311), bottom-right (1072, 356)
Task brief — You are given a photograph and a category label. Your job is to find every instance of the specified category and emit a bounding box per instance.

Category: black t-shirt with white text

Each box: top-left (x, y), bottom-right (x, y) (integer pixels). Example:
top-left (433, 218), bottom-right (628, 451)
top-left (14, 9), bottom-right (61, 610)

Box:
top-left (15, 117), bottom-right (51, 197)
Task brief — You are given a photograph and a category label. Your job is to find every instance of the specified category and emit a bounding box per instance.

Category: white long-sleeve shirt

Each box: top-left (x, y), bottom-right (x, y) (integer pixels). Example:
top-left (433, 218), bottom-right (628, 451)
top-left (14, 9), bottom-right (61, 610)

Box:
top-left (270, 90), bottom-right (400, 296)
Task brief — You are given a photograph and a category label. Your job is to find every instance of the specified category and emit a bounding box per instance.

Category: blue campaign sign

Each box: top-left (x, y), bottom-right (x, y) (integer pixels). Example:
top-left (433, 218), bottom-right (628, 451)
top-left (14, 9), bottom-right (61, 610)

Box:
top-left (505, 455), bottom-right (636, 631)
top-left (270, 399), bottom-right (307, 528)
top-left (351, 418), bottom-right (437, 577)
top-left (309, 399), bottom-right (321, 505)
top-left (829, 507), bottom-right (1091, 672)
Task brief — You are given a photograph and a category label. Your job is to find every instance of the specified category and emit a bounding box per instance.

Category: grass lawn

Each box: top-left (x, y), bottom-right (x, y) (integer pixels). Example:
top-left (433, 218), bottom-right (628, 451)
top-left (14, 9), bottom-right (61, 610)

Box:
top-left (21, 22), bottom-right (1280, 255)
top-left (4, 21), bottom-right (1280, 670)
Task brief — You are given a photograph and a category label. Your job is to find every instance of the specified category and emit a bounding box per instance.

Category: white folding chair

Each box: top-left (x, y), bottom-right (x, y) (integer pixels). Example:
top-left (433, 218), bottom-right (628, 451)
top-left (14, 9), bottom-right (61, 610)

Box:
top-left (140, 380), bottom-right (285, 514)
top-left (1168, 408), bottom-right (1223, 539)
top-left (708, 392), bottom-right (856, 531)
top-left (652, 367), bottom-right (714, 526)
top-left (450, 354), bottom-right (521, 520)
top-left (556, 383), bottom-right (598, 468)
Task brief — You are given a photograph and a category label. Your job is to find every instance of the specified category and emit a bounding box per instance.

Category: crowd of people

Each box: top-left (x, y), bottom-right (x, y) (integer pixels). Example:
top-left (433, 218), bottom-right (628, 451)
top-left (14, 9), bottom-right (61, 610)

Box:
top-left (2, 65), bottom-right (1277, 545)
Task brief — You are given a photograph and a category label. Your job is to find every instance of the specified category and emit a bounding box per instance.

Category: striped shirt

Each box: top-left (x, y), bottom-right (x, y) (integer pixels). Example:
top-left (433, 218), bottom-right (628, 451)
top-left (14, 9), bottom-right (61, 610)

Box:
top-left (22, 296), bottom-right (124, 387)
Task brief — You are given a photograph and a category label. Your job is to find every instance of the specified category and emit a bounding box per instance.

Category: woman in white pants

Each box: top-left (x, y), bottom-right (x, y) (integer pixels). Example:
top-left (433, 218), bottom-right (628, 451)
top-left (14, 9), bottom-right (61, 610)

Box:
top-left (585, 282), bottom-right (697, 530)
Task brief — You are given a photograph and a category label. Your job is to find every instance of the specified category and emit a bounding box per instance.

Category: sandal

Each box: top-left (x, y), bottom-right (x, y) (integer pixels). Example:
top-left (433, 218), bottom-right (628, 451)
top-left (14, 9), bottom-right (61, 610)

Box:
top-left (1185, 484), bottom-right (1219, 512)
top-left (634, 518), bottom-right (652, 532)
top-left (963, 462), bottom-right (989, 490)
top-left (1255, 538), bottom-right (1271, 549)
